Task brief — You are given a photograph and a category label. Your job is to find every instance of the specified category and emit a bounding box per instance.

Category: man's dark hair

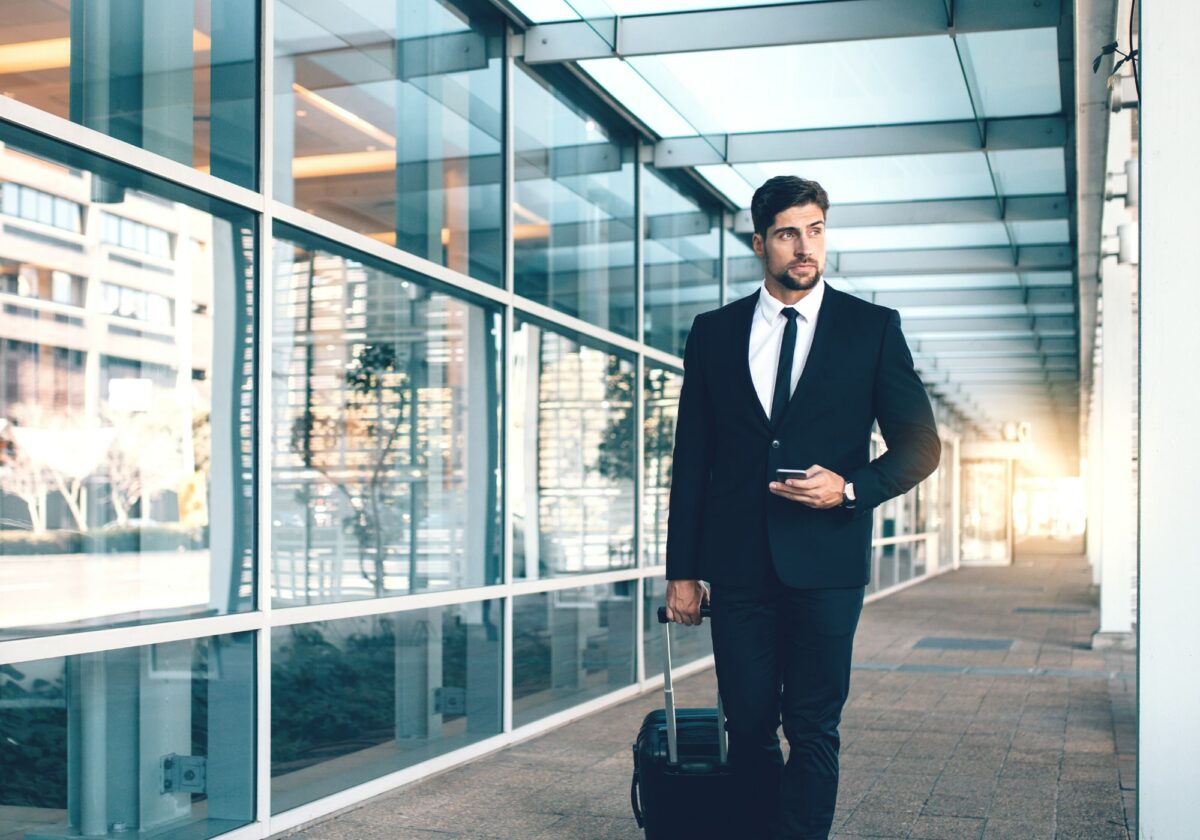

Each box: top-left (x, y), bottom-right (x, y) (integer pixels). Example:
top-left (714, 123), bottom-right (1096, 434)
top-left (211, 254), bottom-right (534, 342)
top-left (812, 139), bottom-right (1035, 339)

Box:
top-left (750, 176), bottom-right (830, 237)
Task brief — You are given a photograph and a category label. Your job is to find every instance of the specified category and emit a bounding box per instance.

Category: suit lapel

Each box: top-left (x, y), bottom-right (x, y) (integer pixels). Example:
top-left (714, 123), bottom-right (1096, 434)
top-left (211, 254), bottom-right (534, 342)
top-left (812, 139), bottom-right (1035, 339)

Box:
top-left (729, 292), bottom-right (771, 429)
top-left (780, 284), bottom-right (842, 426)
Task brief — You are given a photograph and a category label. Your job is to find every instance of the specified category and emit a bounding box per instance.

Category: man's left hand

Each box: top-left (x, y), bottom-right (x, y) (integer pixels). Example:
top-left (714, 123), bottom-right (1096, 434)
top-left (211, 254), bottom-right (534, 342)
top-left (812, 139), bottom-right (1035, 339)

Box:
top-left (768, 464), bottom-right (845, 509)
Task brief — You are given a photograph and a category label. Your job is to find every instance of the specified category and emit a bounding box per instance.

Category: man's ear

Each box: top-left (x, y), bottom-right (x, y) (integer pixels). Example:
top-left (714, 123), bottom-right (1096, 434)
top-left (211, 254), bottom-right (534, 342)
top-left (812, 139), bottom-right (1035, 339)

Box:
top-left (752, 232), bottom-right (764, 258)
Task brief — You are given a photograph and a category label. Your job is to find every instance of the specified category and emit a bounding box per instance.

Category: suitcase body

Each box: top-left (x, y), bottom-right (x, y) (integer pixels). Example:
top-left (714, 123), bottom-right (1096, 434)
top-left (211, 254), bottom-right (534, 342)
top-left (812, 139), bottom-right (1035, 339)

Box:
top-left (630, 606), bottom-right (738, 839)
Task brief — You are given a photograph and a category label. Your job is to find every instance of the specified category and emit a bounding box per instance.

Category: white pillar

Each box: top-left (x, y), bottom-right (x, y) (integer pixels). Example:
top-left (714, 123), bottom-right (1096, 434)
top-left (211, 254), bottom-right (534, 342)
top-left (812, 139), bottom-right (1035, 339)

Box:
top-left (1140, 3), bottom-right (1200, 835)
top-left (1095, 256), bottom-right (1134, 640)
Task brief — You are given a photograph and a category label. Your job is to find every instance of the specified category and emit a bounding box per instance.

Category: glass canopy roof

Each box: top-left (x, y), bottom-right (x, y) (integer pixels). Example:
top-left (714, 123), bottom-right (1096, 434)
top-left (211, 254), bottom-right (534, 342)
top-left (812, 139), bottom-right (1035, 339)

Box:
top-left (506, 0), bottom-right (1077, 432)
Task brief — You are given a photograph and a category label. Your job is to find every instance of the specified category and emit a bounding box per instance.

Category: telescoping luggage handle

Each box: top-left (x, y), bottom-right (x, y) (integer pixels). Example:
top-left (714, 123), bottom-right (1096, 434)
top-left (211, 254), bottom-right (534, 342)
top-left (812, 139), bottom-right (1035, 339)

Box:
top-left (656, 606), bottom-right (727, 766)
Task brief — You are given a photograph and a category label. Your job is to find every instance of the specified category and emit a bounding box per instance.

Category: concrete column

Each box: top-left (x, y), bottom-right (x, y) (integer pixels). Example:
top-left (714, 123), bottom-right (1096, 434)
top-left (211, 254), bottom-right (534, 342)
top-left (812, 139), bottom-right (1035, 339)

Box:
top-left (1095, 256), bottom-right (1134, 641)
top-left (1139, 3), bottom-right (1200, 836)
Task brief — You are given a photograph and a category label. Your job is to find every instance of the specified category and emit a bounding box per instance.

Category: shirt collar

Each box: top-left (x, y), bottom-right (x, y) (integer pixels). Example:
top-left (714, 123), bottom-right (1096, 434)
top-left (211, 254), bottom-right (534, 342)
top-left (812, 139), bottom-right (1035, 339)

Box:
top-left (756, 278), bottom-right (826, 326)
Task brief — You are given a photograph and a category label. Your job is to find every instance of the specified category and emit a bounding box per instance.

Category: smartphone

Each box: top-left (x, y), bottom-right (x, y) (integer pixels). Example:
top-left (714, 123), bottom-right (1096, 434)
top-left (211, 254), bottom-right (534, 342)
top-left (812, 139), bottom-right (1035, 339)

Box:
top-left (775, 468), bottom-right (808, 483)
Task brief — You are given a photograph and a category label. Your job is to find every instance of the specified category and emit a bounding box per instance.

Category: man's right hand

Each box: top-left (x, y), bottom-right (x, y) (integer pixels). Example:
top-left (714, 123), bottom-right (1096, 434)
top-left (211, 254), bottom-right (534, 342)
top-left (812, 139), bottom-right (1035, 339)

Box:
top-left (666, 579), bottom-right (709, 626)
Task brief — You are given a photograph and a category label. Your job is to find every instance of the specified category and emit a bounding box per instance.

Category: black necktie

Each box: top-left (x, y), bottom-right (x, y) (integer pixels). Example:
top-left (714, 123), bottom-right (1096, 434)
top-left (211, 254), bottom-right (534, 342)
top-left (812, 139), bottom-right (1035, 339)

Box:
top-left (770, 307), bottom-right (799, 429)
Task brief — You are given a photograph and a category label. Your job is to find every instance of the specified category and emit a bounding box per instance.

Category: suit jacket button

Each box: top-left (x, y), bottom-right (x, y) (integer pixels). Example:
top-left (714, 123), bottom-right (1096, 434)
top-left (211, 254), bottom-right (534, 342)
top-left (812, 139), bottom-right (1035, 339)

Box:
top-left (771, 440), bottom-right (781, 449)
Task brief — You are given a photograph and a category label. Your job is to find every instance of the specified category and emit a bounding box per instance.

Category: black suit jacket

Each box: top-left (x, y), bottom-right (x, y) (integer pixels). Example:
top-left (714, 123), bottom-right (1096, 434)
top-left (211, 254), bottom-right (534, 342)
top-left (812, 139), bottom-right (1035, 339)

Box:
top-left (665, 285), bottom-right (941, 589)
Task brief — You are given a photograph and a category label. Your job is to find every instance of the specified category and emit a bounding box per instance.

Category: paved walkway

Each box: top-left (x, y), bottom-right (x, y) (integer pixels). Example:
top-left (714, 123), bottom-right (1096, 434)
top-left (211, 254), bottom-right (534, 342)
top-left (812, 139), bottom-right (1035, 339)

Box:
top-left (277, 538), bottom-right (1135, 839)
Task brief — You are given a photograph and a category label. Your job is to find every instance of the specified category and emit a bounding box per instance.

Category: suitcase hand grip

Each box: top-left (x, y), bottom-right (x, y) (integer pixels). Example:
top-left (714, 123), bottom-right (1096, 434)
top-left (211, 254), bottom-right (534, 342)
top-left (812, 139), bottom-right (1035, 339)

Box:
top-left (657, 605), bottom-right (712, 624)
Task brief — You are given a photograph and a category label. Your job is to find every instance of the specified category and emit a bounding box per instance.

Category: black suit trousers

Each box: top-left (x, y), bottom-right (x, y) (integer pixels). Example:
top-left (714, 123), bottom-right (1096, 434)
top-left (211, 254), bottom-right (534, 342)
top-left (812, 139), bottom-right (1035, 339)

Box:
top-left (710, 566), bottom-right (865, 840)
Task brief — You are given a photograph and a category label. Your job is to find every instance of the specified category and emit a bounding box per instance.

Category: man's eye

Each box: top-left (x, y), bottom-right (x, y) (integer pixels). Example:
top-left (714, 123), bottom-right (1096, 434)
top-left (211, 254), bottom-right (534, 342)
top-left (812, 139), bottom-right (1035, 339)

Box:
top-left (810, 228), bottom-right (824, 237)
top-left (779, 231), bottom-right (794, 239)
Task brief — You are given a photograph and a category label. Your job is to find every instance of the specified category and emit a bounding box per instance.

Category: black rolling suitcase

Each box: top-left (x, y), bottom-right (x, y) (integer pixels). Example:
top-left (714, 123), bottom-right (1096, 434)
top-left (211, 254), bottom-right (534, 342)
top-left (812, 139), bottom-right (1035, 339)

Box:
top-left (630, 605), bottom-right (737, 839)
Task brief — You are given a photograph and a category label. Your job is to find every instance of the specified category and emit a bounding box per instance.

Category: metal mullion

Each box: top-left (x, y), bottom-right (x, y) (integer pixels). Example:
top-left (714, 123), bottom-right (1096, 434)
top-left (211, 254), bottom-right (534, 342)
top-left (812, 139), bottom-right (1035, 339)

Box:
top-left (268, 584), bottom-right (512, 628)
top-left (0, 95), bottom-right (265, 214)
top-left (256, 0), bottom-right (277, 827)
top-left (633, 137), bottom-right (647, 686)
top-left (510, 295), bottom-right (644, 359)
top-left (271, 202), bottom-right (512, 309)
top-left (501, 23), bottom-right (517, 737)
top-left (508, 568), bottom-right (646, 597)
top-left (0, 612), bottom-right (263, 665)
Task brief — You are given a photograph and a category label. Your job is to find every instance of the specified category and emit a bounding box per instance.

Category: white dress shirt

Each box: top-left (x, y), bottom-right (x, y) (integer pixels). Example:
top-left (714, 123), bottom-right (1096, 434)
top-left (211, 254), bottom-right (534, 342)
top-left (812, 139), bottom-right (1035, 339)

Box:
top-left (748, 279), bottom-right (826, 417)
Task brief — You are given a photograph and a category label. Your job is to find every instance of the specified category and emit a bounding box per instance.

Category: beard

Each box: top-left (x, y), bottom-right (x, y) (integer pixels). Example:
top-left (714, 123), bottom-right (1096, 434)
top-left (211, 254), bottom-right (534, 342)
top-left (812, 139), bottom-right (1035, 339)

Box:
top-left (769, 260), bottom-right (822, 291)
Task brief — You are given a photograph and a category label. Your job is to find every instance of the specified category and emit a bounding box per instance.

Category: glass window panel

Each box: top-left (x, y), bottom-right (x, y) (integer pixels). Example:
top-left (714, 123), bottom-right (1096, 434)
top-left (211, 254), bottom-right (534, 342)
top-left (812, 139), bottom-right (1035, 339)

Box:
top-left (513, 64), bottom-right (637, 336)
top-left (270, 602), bottom-right (502, 813)
top-left (844, 272), bottom-right (1026, 292)
top-left (511, 318), bottom-right (635, 578)
top-left (274, 0), bottom-right (505, 285)
top-left (0, 124), bottom-right (256, 642)
top-left (52, 196), bottom-right (79, 232)
top-left (738, 152), bottom-right (997, 204)
top-left (987, 148), bottom-right (1067, 197)
top-left (35, 191), bottom-right (53, 225)
top-left (958, 28), bottom-right (1062, 118)
top-left (0, 633), bottom-right (256, 840)
top-left (896, 540), bottom-right (913, 583)
top-left (642, 576), bottom-right (712, 678)
top-left (271, 229), bottom-right (504, 606)
top-left (513, 582), bottom-right (636, 727)
top-left (913, 537), bottom-right (927, 577)
top-left (644, 365), bottom-right (681, 567)
top-left (2, 183), bottom-right (17, 216)
top-left (827, 222), bottom-right (1011, 253)
top-left (643, 167), bottom-right (721, 357)
top-left (727, 230), bottom-right (762, 301)
top-left (0, 0), bottom-right (257, 188)
top-left (627, 37), bottom-right (972, 136)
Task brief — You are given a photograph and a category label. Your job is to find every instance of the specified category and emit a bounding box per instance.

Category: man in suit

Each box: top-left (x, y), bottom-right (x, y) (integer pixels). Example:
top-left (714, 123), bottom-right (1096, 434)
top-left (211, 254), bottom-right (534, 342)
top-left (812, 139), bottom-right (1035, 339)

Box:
top-left (664, 176), bottom-right (941, 839)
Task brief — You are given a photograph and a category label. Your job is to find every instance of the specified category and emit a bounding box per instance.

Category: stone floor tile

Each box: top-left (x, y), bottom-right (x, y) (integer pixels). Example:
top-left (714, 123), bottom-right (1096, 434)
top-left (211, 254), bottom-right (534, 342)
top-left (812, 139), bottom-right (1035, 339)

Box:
top-left (909, 815), bottom-right (986, 839)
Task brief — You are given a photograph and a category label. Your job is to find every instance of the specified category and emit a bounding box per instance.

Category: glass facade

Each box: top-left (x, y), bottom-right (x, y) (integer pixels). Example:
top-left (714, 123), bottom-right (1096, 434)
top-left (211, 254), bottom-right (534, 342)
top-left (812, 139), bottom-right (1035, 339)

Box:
top-left (271, 230), bottom-right (503, 605)
top-left (0, 124), bottom-right (256, 642)
top-left (0, 0), bottom-right (258, 188)
top-left (513, 63), bottom-right (637, 335)
top-left (510, 317), bottom-right (635, 579)
top-left (273, 0), bottom-right (505, 284)
top-left (270, 601), bottom-right (501, 813)
top-left (0, 633), bottom-right (255, 840)
top-left (0, 0), bottom-right (960, 834)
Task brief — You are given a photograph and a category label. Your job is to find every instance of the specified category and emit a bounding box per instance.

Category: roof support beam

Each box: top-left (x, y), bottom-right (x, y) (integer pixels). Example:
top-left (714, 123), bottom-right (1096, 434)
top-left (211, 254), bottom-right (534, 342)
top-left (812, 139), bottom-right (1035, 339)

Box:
top-left (829, 245), bottom-right (1073, 275)
top-left (655, 116), bottom-right (1066, 168)
top-left (733, 194), bottom-right (1069, 232)
top-left (521, 0), bottom-right (1061, 63)
top-left (863, 286), bottom-right (1075, 309)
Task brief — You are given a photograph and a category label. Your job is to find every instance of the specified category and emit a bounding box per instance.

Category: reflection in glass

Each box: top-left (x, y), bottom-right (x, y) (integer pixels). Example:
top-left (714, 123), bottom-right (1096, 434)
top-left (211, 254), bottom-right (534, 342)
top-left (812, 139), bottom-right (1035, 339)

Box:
top-left (643, 576), bottom-right (712, 678)
top-left (274, 0), bottom-right (504, 284)
top-left (511, 319), bottom-right (635, 578)
top-left (513, 64), bottom-right (636, 335)
top-left (0, 633), bottom-right (255, 839)
top-left (643, 167), bottom-right (722, 358)
top-left (0, 128), bottom-right (256, 641)
top-left (513, 583), bottom-right (635, 727)
top-left (271, 231), bottom-right (503, 605)
top-left (0, 0), bottom-right (258, 188)
top-left (961, 459), bottom-right (1011, 564)
top-left (270, 602), bottom-right (501, 813)
top-left (644, 365), bottom-right (681, 566)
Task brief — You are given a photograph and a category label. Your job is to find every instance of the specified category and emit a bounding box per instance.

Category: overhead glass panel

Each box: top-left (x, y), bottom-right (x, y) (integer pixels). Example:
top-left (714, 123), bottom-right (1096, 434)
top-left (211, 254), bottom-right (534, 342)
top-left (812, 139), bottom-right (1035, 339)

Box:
top-left (1008, 219), bottom-right (1071, 245)
top-left (608, 0), bottom-right (810, 12)
top-left (274, 0), bottom-right (505, 285)
top-left (738, 151), bottom-right (995, 204)
top-left (270, 602), bottom-right (502, 813)
top-left (643, 167), bottom-right (721, 357)
top-left (510, 0), bottom-right (583, 22)
top-left (0, 0), bottom-right (258, 188)
top-left (271, 228), bottom-right (504, 606)
top-left (513, 63), bottom-right (637, 336)
top-left (841, 272), bottom-right (1026, 292)
top-left (627, 37), bottom-right (972, 136)
top-left (958, 28), bottom-right (1062, 118)
top-left (987, 148), bottom-right (1067, 196)
top-left (510, 318), bottom-right (636, 579)
top-left (0, 123), bottom-right (256, 642)
top-left (827, 222), bottom-right (1011, 253)
top-left (696, 164), bottom-right (755, 208)
top-left (578, 59), bottom-right (698, 137)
